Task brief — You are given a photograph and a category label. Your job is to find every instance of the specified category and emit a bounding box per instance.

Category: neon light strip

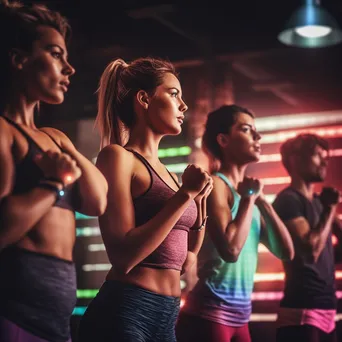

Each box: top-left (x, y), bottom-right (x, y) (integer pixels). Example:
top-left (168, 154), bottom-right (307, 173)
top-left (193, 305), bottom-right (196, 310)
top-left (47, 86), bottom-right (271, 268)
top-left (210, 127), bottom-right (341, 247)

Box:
top-left (260, 148), bottom-right (342, 163)
top-left (82, 264), bottom-right (111, 272)
top-left (158, 146), bottom-right (191, 158)
top-left (166, 163), bottom-right (188, 174)
top-left (252, 292), bottom-right (283, 301)
top-left (250, 314), bottom-right (277, 321)
top-left (249, 314), bottom-right (342, 322)
top-left (254, 271), bottom-right (342, 282)
top-left (261, 177), bottom-right (291, 185)
top-left (77, 289), bottom-right (99, 298)
top-left (265, 194), bottom-right (276, 203)
top-left (73, 307), bottom-right (87, 315)
top-left (88, 244), bottom-right (105, 252)
top-left (76, 227), bottom-right (101, 237)
top-left (255, 111), bottom-right (342, 132)
top-left (76, 212), bottom-right (96, 220)
top-left (262, 126), bottom-right (342, 144)
top-left (259, 154), bottom-right (282, 163)
top-left (251, 291), bottom-right (342, 301)
top-left (254, 273), bottom-right (285, 282)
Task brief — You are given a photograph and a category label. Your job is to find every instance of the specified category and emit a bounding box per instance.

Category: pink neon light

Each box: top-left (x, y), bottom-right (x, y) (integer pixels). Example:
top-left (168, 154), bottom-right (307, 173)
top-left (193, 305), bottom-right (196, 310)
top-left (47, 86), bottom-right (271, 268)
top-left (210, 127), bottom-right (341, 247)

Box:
top-left (181, 292), bottom-right (342, 304)
top-left (254, 271), bottom-right (342, 282)
top-left (251, 291), bottom-right (342, 301)
top-left (261, 177), bottom-right (291, 185)
top-left (251, 292), bottom-right (283, 301)
top-left (259, 149), bottom-right (342, 163)
top-left (262, 126), bottom-right (342, 144)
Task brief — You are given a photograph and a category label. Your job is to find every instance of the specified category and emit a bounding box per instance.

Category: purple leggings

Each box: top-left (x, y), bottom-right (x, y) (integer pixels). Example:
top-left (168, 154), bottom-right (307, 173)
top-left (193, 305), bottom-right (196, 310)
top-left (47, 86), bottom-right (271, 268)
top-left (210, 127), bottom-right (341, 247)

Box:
top-left (0, 317), bottom-right (72, 342)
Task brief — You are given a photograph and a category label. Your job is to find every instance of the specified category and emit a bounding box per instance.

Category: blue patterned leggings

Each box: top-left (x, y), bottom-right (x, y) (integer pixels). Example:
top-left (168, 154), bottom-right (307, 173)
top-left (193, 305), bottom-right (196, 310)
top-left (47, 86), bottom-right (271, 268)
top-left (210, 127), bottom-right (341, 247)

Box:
top-left (77, 281), bottom-right (180, 342)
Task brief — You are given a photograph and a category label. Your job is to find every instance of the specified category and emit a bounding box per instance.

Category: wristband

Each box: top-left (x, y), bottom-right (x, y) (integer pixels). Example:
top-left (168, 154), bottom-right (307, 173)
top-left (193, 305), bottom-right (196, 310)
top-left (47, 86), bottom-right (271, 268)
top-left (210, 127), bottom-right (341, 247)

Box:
top-left (36, 181), bottom-right (65, 202)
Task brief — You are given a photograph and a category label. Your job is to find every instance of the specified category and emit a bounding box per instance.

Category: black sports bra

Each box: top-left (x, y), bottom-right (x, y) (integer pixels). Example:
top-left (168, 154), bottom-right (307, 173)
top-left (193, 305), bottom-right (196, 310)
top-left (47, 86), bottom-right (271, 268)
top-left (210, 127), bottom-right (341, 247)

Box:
top-left (3, 116), bottom-right (78, 211)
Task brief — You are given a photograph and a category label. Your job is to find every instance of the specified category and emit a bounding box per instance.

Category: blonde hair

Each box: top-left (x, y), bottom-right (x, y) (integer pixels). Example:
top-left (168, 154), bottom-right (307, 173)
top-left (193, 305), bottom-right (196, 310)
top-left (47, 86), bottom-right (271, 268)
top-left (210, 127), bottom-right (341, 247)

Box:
top-left (95, 57), bottom-right (177, 148)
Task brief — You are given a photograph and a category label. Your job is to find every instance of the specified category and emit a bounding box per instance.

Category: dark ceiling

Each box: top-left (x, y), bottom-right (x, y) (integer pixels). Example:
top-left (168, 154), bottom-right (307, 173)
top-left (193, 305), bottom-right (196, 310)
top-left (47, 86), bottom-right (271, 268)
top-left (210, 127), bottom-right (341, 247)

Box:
top-left (36, 0), bottom-right (342, 60)
top-left (23, 0), bottom-right (342, 122)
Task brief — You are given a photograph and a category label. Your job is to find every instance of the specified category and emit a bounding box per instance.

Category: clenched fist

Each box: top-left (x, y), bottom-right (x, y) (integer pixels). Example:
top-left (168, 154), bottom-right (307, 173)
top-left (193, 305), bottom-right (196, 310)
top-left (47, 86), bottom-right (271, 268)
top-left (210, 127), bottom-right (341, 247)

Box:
top-left (319, 187), bottom-right (341, 208)
top-left (34, 150), bottom-right (82, 186)
top-left (181, 164), bottom-right (212, 199)
top-left (237, 177), bottom-right (263, 198)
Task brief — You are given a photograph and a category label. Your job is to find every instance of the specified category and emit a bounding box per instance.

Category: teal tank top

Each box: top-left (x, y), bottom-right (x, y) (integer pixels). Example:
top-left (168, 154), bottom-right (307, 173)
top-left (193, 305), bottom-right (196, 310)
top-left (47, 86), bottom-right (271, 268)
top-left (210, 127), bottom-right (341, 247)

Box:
top-left (183, 172), bottom-right (261, 326)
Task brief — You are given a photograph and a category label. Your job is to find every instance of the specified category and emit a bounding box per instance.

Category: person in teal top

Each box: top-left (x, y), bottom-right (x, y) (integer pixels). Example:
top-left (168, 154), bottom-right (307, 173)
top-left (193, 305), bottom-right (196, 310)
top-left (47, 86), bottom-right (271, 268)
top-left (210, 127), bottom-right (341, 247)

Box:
top-left (176, 105), bottom-right (295, 342)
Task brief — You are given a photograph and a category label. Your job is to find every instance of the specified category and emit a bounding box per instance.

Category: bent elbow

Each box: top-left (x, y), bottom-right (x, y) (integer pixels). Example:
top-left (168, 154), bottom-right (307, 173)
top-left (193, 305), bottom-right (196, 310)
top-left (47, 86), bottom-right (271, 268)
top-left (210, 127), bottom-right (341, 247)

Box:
top-left (95, 197), bottom-right (107, 216)
top-left (220, 247), bottom-right (241, 263)
top-left (287, 249), bottom-right (295, 261)
top-left (91, 191), bottom-right (108, 216)
top-left (80, 196), bottom-right (107, 217)
top-left (281, 246), bottom-right (295, 261)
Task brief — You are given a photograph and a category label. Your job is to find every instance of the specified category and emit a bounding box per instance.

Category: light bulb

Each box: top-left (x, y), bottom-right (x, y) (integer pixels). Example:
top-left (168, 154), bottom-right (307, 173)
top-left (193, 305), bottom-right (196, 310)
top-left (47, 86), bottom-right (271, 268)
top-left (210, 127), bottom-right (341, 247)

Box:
top-left (295, 25), bottom-right (332, 38)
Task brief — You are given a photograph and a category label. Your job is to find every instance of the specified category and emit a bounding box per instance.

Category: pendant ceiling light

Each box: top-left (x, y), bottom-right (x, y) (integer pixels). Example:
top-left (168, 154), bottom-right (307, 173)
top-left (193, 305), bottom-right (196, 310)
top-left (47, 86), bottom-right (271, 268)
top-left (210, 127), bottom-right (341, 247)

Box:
top-left (278, 0), bottom-right (342, 48)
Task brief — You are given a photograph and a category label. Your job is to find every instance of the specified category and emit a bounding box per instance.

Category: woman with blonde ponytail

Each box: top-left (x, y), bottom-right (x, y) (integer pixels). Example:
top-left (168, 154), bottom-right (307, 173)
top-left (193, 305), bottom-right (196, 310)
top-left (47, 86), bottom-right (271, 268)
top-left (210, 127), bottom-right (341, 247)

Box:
top-left (95, 59), bottom-right (129, 147)
top-left (77, 57), bottom-right (213, 342)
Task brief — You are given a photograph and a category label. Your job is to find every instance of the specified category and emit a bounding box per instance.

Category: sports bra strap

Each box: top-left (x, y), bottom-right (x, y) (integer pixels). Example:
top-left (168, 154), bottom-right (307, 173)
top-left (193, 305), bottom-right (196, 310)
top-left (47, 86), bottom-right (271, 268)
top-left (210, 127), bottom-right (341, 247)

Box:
top-left (126, 148), bottom-right (180, 189)
top-left (2, 116), bottom-right (42, 150)
top-left (2, 116), bottom-right (64, 153)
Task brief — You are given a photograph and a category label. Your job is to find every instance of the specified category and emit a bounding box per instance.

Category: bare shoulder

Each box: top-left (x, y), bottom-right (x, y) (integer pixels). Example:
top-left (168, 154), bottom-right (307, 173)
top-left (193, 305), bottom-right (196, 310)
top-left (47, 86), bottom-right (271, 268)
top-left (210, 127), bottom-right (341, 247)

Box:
top-left (210, 174), bottom-right (233, 205)
top-left (0, 117), bottom-right (15, 198)
top-left (96, 144), bottom-right (135, 175)
top-left (0, 117), bottom-right (14, 139)
top-left (212, 175), bottom-right (230, 195)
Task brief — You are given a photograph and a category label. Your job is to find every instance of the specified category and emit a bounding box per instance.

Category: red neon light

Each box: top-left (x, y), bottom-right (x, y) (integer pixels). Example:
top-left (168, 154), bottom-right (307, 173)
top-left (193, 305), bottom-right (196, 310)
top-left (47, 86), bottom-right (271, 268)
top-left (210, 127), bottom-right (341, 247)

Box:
top-left (254, 271), bottom-right (342, 282)
top-left (262, 126), bottom-right (342, 144)
top-left (251, 291), bottom-right (342, 301)
top-left (259, 149), bottom-right (342, 163)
